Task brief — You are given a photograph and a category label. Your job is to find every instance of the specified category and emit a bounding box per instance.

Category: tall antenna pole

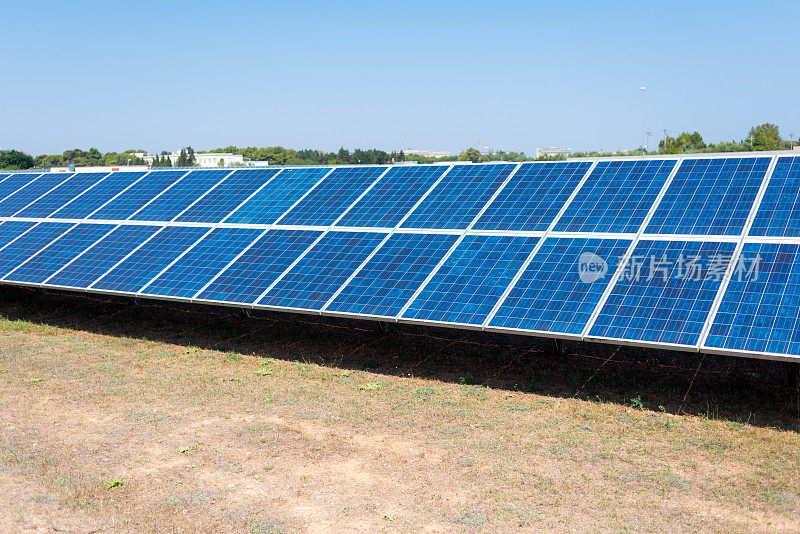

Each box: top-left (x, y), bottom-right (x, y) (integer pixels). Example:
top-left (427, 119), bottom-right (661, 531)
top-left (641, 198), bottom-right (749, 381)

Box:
top-left (640, 86), bottom-right (646, 155)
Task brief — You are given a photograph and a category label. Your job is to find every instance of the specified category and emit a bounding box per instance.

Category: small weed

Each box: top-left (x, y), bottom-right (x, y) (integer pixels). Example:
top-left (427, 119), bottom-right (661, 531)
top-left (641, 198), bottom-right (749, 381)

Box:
top-left (254, 369), bottom-right (272, 377)
top-left (629, 396), bottom-right (645, 410)
top-left (358, 382), bottom-right (381, 391)
top-left (383, 512), bottom-right (398, 521)
top-left (415, 386), bottom-right (438, 396)
top-left (226, 353), bottom-right (242, 361)
top-left (249, 520), bottom-right (287, 534)
top-left (105, 479), bottom-right (123, 490)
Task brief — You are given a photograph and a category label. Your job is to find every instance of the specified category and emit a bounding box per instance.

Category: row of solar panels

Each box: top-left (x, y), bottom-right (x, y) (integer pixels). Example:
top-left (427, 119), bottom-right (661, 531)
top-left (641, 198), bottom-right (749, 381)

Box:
top-left (2, 156), bottom-right (799, 236)
top-left (0, 154), bottom-right (799, 363)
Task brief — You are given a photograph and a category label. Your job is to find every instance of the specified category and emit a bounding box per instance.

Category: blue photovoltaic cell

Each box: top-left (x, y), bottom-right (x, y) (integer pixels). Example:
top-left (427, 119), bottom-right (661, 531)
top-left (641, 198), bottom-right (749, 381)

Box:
top-left (489, 237), bottom-right (631, 334)
top-left (645, 158), bottom-right (768, 235)
top-left (130, 169), bottom-right (230, 221)
top-left (0, 174), bottom-right (38, 199)
top-left (196, 229), bottom-right (321, 304)
top-left (0, 173), bottom-right (73, 217)
top-left (0, 174), bottom-right (43, 202)
top-left (327, 232), bottom-right (460, 317)
top-left (4, 224), bottom-right (116, 284)
top-left (92, 226), bottom-right (208, 293)
top-left (141, 228), bottom-right (263, 299)
top-left (400, 164), bottom-right (515, 230)
top-left (589, 240), bottom-right (736, 346)
top-left (174, 169), bottom-right (281, 223)
top-left (51, 172), bottom-right (147, 219)
top-left (402, 235), bottom-right (539, 325)
top-left (46, 225), bottom-right (161, 288)
top-left (749, 157), bottom-right (800, 237)
top-left (553, 160), bottom-right (676, 233)
top-left (334, 165), bottom-right (447, 228)
top-left (259, 231), bottom-right (386, 310)
top-left (0, 221), bottom-right (38, 250)
top-left (277, 167), bottom-right (386, 226)
top-left (473, 162), bottom-right (591, 231)
top-left (89, 170), bottom-right (186, 220)
top-left (224, 168), bottom-right (330, 225)
top-left (14, 173), bottom-right (109, 218)
top-left (705, 243), bottom-right (800, 356)
top-left (0, 223), bottom-right (73, 278)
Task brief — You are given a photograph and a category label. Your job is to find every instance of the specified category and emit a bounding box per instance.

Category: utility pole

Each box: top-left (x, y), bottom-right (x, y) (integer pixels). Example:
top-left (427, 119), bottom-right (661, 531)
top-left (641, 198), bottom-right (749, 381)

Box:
top-left (663, 129), bottom-right (669, 152)
top-left (790, 133), bottom-right (795, 150)
top-left (647, 131), bottom-right (653, 154)
top-left (640, 86), bottom-right (646, 155)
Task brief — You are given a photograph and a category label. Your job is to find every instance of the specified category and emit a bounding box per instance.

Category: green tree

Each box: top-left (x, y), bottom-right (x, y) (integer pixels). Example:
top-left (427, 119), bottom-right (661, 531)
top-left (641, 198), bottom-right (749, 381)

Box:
top-left (0, 149), bottom-right (34, 170)
top-left (186, 146), bottom-right (196, 166)
top-left (459, 147), bottom-right (481, 163)
top-left (748, 123), bottom-right (782, 151)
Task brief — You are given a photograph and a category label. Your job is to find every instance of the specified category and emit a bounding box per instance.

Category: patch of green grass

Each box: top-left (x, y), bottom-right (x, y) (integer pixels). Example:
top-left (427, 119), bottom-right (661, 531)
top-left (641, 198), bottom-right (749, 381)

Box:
top-left (357, 382), bottom-right (381, 391)
top-left (105, 479), bottom-right (123, 490)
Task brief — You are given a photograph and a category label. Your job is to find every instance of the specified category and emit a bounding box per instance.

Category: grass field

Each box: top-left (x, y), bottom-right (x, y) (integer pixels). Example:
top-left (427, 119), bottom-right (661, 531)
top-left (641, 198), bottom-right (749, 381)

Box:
top-left (0, 285), bottom-right (798, 533)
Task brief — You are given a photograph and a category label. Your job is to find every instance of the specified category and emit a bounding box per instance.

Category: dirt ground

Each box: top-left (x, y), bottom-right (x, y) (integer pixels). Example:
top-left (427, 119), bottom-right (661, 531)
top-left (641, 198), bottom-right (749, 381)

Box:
top-left (0, 286), bottom-right (798, 533)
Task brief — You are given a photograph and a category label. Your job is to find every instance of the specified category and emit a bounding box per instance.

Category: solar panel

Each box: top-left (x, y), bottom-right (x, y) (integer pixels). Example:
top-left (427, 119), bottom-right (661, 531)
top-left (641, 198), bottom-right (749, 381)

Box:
top-left (196, 229), bottom-right (321, 304)
top-left (325, 232), bottom-right (460, 317)
top-left (46, 225), bottom-right (161, 289)
top-left (0, 173), bottom-right (44, 202)
top-left (400, 164), bottom-right (515, 230)
top-left (129, 169), bottom-right (230, 221)
top-left (140, 228), bottom-right (264, 299)
top-left (174, 168), bottom-right (281, 223)
top-left (334, 165), bottom-right (447, 228)
top-left (553, 160), bottom-right (676, 233)
top-left (0, 221), bottom-right (38, 249)
top-left (472, 161), bottom-right (591, 232)
top-left (49, 172), bottom-right (147, 219)
top-left (88, 170), bottom-right (187, 220)
top-left (401, 235), bottom-right (539, 325)
top-left (0, 173), bottom-right (73, 217)
top-left (13, 172), bottom-right (109, 219)
top-left (258, 231), bottom-right (387, 311)
top-left (749, 156), bottom-right (800, 237)
top-left (3, 154), bottom-right (800, 363)
top-left (0, 222), bottom-right (73, 278)
top-left (3, 223), bottom-right (116, 284)
top-left (223, 167), bottom-right (330, 225)
top-left (703, 242), bottom-right (800, 356)
top-left (588, 240), bottom-right (736, 346)
top-left (645, 157), bottom-right (769, 235)
top-left (276, 167), bottom-right (386, 227)
top-left (91, 226), bottom-right (209, 293)
top-left (488, 237), bottom-right (632, 335)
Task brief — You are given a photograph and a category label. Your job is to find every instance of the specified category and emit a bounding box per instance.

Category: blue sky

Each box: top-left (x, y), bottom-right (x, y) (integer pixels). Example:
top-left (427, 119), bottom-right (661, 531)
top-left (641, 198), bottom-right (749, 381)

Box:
top-left (2, 1), bottom-right (798, 156)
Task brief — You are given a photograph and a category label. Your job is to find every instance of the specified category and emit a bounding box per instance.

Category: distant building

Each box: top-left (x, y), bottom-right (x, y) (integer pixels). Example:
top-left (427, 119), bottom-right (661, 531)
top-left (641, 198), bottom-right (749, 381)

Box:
top-left (134, 151), bottom-right (270, 167)
top-left (404, 149), bottom-right (452, 159)
top-left (50, 165), bottom-right (150, 173)
top-left (535, 146), bottom-right (572, 158)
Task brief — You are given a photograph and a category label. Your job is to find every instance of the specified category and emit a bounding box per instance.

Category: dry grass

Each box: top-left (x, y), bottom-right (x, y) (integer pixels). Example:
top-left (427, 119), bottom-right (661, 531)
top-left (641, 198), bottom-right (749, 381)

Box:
top-left (0, 286), bottom-right (798, 533)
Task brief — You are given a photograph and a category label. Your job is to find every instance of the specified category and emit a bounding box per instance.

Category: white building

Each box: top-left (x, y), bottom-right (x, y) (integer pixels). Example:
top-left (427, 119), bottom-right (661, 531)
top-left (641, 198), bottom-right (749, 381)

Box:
top-left (404, 149), bottom-right (452, 159)
top-left (535, 146), bottom-right (572, 158)
top-left (135, 151), bottom-right (270, 167)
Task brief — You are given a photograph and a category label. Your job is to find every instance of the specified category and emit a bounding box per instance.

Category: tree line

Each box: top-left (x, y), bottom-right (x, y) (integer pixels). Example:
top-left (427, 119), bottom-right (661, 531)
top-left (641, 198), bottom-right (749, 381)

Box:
top-left (1, 123), bottom-right (795, 170)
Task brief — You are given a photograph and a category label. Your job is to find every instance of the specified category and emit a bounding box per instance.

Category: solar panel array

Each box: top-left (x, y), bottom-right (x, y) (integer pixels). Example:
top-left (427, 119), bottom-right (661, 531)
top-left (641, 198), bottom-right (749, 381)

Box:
top-left (2, 154), bottom-right (800, 362)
